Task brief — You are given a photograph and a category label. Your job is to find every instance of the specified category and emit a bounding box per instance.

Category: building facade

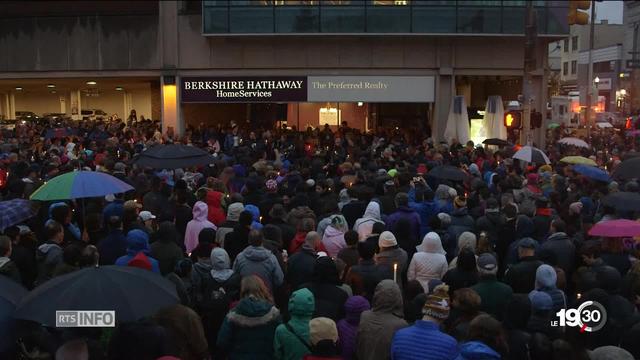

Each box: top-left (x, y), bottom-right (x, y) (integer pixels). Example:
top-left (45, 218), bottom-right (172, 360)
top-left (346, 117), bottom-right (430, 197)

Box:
top-left (0, 0), bottom-right (568, 140)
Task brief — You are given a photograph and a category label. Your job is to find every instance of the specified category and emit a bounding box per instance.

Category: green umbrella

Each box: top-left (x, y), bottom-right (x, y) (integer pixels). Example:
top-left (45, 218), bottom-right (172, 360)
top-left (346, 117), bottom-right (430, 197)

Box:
top-left (547, 123), bottom-right (560, 129)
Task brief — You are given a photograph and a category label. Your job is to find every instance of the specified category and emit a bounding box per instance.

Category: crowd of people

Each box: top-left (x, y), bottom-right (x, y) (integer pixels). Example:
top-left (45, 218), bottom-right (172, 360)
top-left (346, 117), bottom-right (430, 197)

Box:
top-left (0, 117), bottom-right (639, 360)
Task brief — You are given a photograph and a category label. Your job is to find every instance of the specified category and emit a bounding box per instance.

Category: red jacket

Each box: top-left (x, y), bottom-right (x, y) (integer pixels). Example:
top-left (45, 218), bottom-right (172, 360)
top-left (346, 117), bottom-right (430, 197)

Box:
top-left (289, 231), bottom-right (328, 255)
top-left (206, 191), bottom-right (226, 226)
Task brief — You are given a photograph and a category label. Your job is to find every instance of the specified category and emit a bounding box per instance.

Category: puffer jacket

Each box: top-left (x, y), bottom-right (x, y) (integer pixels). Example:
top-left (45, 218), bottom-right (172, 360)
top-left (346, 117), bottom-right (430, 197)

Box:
top-left (233, 246), bottom-right (284, 292)
top-left (274, 288), bottom-right (315, 360)
top-left (456, 341), bottom-right (500, 360)
top-left (217, 296), bottom-right (282, 360)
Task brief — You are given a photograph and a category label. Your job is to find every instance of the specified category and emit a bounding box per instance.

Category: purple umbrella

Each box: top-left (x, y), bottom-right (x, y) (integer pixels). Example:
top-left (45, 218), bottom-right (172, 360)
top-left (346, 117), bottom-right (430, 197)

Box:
top-left (0, 199), bottom-right (35, 232)
top-left (589, 219), bottom-right (640, 238)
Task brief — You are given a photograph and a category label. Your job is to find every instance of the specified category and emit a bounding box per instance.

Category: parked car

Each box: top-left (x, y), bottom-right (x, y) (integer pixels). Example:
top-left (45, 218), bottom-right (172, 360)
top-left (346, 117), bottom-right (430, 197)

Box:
top-left (0, 119), bottom-right (18, 130)
top-left (81, 109), bottom-right (107, 121)
top-left (42, 113), bottom-right (71, 126)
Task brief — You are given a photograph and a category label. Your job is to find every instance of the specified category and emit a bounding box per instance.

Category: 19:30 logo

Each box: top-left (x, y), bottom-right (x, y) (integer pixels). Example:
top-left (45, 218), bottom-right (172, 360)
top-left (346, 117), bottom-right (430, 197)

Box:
top-left (553, 301), bottom-right (607, 333)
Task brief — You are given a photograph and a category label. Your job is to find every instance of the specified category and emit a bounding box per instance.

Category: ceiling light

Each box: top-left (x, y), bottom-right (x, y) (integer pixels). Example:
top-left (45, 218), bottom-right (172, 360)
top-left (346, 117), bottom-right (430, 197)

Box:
top-left (86, 81), bottom-right (97, 85)
top-left (115, 86), bottom-right (124, 91)
top-left (50, 90), bottom-right (57, 94)
top-left (47, 84), bottom-right (55, 88)
top-left (15, 87), bottom-right (23, 91)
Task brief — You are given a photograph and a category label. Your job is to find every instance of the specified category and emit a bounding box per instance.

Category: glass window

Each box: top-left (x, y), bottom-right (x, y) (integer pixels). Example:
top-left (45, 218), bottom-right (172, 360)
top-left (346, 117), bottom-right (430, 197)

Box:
top-left (321, 4), bottom-right (365, 33)
top-left (458, 7), bottom-right (501, 33)
top-left (203, 6), bottom-right (229, 33)
top-left (367, 5), bottom-right (410, 32)
top-left (571, 60), bottom-right (577, 74)
top-left (572, 36), bottom-right (578, 51)
top-left (563, 38), bottom-right (569, 52)
top-left (275, 6), bottom-right (319, 32)
top-left (412, 5), bottom-right (456, 33)
top-left (563, 61), bottom-right (568, 76)
top-left (503, 6), bottom-right (524, 34)
top-left (229, 6), bottom-right (274, 33)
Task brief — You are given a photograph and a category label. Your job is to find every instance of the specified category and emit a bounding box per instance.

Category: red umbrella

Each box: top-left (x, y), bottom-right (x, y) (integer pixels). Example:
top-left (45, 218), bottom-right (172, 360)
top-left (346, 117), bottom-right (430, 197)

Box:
top-left (589, 219), bottom-right (640, 238)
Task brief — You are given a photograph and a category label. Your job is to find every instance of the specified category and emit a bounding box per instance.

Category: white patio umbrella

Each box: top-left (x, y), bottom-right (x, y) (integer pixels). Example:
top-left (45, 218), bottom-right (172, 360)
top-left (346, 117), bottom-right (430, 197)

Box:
top-left (512, 145), bottom-right (551, 164)
top-left (558, 137), bottom-right (590, 148)
top-left (596, 122), bottom-right (613, 128)
top-left (443, 96), bottom-right (470, 144)
top-left (483, 95), bottom-right (506, 140)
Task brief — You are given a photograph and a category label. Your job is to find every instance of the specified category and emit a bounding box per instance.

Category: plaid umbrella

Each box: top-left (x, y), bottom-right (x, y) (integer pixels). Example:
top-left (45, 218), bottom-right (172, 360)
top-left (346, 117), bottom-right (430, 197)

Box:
top-left (0, 199), bottom-right (34, 232)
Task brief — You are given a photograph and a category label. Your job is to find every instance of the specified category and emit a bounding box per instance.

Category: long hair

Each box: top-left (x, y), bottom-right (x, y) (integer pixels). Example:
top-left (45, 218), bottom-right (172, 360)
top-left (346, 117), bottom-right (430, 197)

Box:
top-left (467, 314), bottom-right (508, 357)
top-left (240, 275), bottom-right (273, 304)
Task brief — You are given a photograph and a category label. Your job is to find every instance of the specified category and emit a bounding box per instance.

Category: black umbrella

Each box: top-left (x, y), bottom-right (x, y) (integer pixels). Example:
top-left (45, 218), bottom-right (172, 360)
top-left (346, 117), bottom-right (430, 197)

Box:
top-left (427, 165), bottom-right (468, 182)
top-left (14, 266), bottom-right (179, 327)
top-left (601, 192), bottom-right (640, 212)
top-left (133, 144), bottom-right (215, 169)
top-left (612, 157), bottom-right (640, 180)
top-left (482, 138), bottom-right (510, 147)
top-left (0, 276), bottom-right (27, 352)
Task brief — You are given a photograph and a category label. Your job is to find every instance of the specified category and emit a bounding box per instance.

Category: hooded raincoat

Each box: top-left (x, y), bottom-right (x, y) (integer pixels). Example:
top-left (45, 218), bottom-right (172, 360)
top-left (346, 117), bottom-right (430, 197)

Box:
top-left (185, 201), bottom-right (217, 254)
top-left (353, 202), bottom-right (385, 241)
top-left (274, 288), bottom-right (315, 360)
top-left (408, 232), bottom-right (448, 292)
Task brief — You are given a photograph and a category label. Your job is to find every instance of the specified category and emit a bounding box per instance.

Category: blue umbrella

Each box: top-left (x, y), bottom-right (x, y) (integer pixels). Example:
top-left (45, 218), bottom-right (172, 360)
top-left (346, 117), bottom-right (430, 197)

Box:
top-left (573, 165), bottom-right (611, 182)
top-left (0, 276), bottom-right (27, 352)
top-left (0, 199), bottom-right (35, 232)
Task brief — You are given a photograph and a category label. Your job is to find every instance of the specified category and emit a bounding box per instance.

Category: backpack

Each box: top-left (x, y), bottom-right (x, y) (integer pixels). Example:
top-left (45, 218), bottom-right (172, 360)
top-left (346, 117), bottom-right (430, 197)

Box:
top-left (196, 276), bottom-right (233, 351)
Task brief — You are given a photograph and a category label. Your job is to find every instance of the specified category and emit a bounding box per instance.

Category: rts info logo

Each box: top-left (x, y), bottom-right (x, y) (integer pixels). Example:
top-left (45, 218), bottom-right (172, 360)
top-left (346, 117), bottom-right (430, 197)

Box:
top-left (551, 301), bottom-right (607, 333)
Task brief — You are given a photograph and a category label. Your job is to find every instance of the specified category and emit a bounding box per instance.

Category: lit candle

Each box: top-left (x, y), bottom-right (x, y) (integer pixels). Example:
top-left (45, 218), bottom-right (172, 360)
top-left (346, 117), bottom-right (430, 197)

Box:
top-left (393, 263), bottom-right (398, 283)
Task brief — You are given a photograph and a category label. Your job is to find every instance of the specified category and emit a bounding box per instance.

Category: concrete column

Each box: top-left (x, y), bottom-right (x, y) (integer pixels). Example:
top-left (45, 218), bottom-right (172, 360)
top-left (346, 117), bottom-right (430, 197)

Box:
top-left (1, 93), bottom-right (10, 119)
top-left (124, 92), bottom-right (132, 120)
top-left (434, 74), bottom-right (454, 142)
top-left (8, 92), bottom-right (16, 119)
top-left (70, 90), bottom-right (82, 120)
top-left (161, 76), bottom-right (183, 138)
top-left (159, 1), bottom-right (179, 68)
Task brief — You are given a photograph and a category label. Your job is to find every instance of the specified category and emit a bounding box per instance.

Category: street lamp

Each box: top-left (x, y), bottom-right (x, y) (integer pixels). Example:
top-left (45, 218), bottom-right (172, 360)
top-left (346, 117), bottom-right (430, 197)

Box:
top-left (621, 89), bottom-right (627, 96)
top-left (594, 76), bottom-right (600, 83)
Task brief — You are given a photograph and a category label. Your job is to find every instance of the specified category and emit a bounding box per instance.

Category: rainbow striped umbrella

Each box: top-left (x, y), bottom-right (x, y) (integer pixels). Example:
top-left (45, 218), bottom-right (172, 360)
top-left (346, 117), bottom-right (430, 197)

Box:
top-left (30, 171), bottom-right (133, 201)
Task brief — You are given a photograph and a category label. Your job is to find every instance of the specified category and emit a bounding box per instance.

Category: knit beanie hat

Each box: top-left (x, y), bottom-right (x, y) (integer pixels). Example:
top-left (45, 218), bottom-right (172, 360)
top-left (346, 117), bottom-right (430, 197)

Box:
top-left (226, 202), bottom-right (245, 222)
top-left (378, 231), bottom-right (398, 248)
top-left (309, 317), bottom-right (339, 345)
top-left (454, 196), bottom-right (467, 208)
top-left (422, 283), bottom-right (450, 320)
top-left (535, 264), bottom-right (557, 289)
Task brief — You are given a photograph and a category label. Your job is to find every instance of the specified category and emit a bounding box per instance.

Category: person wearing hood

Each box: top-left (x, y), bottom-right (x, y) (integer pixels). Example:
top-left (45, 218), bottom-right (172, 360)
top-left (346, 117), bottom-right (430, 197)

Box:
top-left (539, 219), bottom-right (575, 276)
top-left (304, 317), bottom-right (341, 360)
top-left (190, 244), bottom-right (214, 305)
top-left (531, 264), bottom-right (566, 312)
top-left (471, 253), bottom-right (512, 321)
top-left (442, 248), bottom-right (478, 294)
top-left (408, 186), bottom-right (441, 239)
top-left (233, 229), bottom-right (284, 293)
top-left (435, 184), bottom-right (455, 214)
top-left (115, 229), bottom-right (160, 274)
top-left (503, 238), bottom-right (543, 294)
top-left (151, 221), bottom-right (184, 276)
top-left (268, 204), bottom-right (296, 251)
top-left (385, 193), bottom-right (421, 248)
top-left (375, 231), bottom-right (408, 287)
top-left (216, 202), bottom-right (245, 246)
top-left (217, 275), bottom-right (282, 360)
top-left (206, 189), bottom-right (226, 226)
top-left (391, 284), bottom-right (459, 360)
top-left (337, 188), bottom-right (354, 211)
top-left (0, 236), bottom-right (21, 284)
top-left (301, 256), bottom-right (349, 321)
top-left (356, 280), bottom-right (407, 360)
top-left (448, 231), bottom-right (477, 270)
top-left (245, 204), bottom-right (264, 230)
top-left (353, 201), bottom-right (385, 241)
top-left (322, 216), bottom-right (347, 258)
top-left (456, 314), bottom-right (506, 360)
top-left (225, 211), bottom-right (254, 263)
top-left (447, 196), bottom-right (475, 248)
top-left (475, 197), bottom-right (505, 247)
top-left (185, 201), bottom-right (216, 254)
top-left (337, 295), bottom-right (370, 360)
top-left (98, 215), bottom-right (128, 266)
top-left (317, 201), bottom-right (348, 239)
top-left (532, 197), bottom-right (553, 241)
top-left (35, 221), bottom-right (65, 285)
top-left (274, 288), bottom-right (315, 360)
top-left (408, 232), bottom-right (448, 292)
top-left (505, 215), bottom-right (537, 266)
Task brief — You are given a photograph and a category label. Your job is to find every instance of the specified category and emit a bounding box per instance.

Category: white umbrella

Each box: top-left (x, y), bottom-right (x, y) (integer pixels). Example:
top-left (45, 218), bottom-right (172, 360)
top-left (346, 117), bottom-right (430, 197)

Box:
top-left (483, 95), bottom-right (506, 140)
top-left (443, 96), bottom-right (470, 144)
top-left (512, 145), bottom-right (551, 164)
top-left (596, 122), bottom-right (613, 128)
top-left (558, 137), bottom-right (590, 148)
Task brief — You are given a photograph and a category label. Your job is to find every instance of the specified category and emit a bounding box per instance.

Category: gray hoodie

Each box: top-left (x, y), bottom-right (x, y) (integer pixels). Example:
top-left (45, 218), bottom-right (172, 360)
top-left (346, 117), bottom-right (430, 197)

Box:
top-left (233, 246), bottom-right (283, 291)
top-left (36, 242), bottom-right (63, 284)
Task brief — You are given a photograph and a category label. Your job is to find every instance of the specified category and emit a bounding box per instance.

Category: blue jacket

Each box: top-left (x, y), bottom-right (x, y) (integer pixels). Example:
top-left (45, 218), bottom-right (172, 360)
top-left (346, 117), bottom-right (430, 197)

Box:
top-left (98, 229), bottom-right (127, 265)
top-left (386, 206), bottom-right (421, 244)
top-left (456, 341), bottom-right (500, 360)
top-left (115, 230), bottom-right (160, 273)
top-left (391, 320), bottom-right (459, 360)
